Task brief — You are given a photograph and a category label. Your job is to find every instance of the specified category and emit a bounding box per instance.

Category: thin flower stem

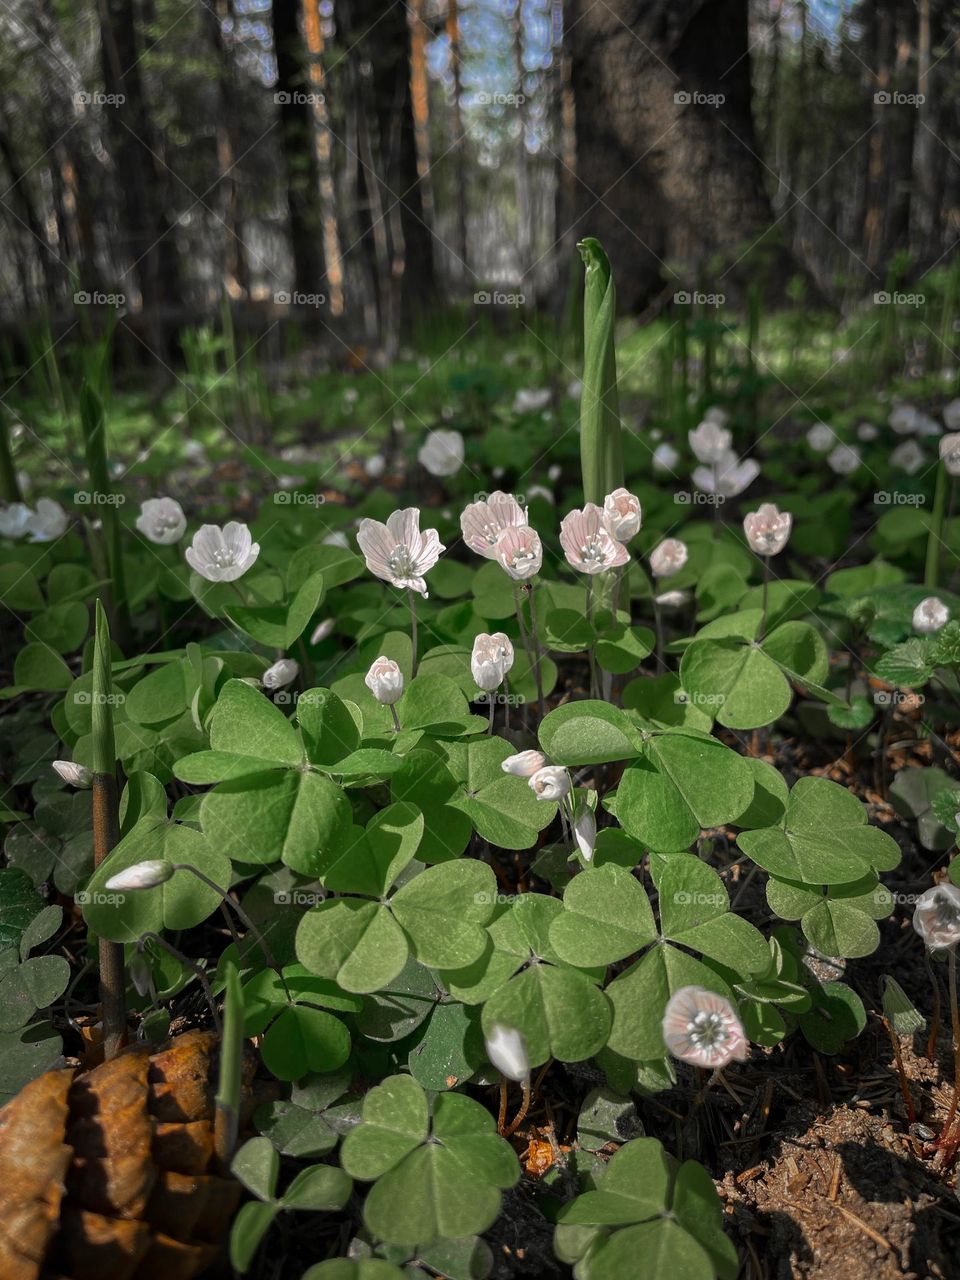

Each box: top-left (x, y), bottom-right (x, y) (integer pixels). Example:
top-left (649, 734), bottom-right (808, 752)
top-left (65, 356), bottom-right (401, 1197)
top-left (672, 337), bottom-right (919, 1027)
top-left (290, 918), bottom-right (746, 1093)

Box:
top-left (140, 933), bottom-right (221, 1035)
top-left (498, 1078), bottom-right (508, 1133)
top-left (408, 589), bottom-right (418, 675)
top-left (488, 694), bottom-right (495, 733)
top-left (526, 581), bottom-right (546, 714)
top-left (926, 950), bottom-right (942, 1061)
top-left (882, 1016), bottom-right (916, 1125)
top-left (758, 556), bottom-right (771, 644)
top-left (653, 595), bottom-right (665, 672)
top-left (503, 676), bottom-right (511, 730)
top-left (504, 1074), bottom-right (532, 1138)
top-left (940, 949), bottom-right (960, 1141)
top-left (390, 704), bottom-right (402, 732)
top-left (513, 584), bottom-right (537, 705)
top-left (585, 578), bottom-right (598, 697)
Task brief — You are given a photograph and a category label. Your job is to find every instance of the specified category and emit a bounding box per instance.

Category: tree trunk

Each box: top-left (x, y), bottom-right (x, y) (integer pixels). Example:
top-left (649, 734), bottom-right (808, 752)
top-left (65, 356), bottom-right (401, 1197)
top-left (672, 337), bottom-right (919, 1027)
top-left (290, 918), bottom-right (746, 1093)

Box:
top-left (272, 0), bottom-right (326, 298)
top-left (99, 0), bottom-right (181, 356)
top-left (566, 0), bottom-right (781, 310)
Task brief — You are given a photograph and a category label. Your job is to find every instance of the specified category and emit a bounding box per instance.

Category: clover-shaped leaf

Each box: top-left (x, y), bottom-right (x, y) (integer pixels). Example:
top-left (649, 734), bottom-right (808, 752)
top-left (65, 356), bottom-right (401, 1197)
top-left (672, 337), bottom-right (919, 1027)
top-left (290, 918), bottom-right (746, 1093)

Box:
top-left (738, 775), bottom-right (900, 884)
top-left (340, 1075), bottom-right (519, 1246)
top-left (549, 865), bottom-right (657, 967)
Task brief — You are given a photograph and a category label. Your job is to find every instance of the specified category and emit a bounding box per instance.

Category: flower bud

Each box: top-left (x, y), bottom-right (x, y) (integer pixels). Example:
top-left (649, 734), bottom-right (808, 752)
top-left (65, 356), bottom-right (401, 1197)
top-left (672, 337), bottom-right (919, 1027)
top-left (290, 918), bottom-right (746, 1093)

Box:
top-left (529, 766), bottom-right (571, 801)
top-left (52, 760), bottom-right (92, 788)
top-left (649, 538), bottom-right (688, 578)
top-left (742, 503), bottom-right (792, 557)
top-left (501, 750), bottom-right (547, 777)
top-left (602, 488), bottom-right (642, 542)
top-left (104, 860), bottom-right (175, 892)
top-left (913, 596), bottom-right (950, 635)
top-left (471, 632), bottom-right (515, 691)
top-left (365, 656), bottom-right (404, 705)
top-left (913, 884), bottom-right (960, 950)
top-left (485, 1022), bottom-right (530, 1081)
top-left (262, 658), bottom-right (299, 690)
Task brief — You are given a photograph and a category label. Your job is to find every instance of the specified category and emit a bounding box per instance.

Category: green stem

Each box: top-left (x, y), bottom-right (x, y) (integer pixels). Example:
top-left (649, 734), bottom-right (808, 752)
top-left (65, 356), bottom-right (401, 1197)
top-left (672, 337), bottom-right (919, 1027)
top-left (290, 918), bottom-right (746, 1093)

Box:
top-left (408, 588), bottom-right (418, 676)
top-left (758, 556), bottom-right (771, 643)
top-left (925, 461), bottom-right (949, 589)
top-left (0, 414), bottom-right (21, 502)
top-left (215, 957), bottom-right (243, 1168)
top-left (525, 581), bottom-right (546, 714)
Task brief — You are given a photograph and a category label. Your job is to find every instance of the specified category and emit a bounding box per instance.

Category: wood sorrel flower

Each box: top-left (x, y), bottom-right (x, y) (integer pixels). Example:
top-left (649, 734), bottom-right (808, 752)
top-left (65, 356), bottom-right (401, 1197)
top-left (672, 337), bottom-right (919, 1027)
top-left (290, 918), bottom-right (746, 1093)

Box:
top-left (559, 505), bottom-right (630, 574)
top-left (913, 884), bottom-right (960, 950)
top-left (310, 618), bottom-right (335, 644)
top-left (365, 656), bottom-right (404, 705)
top-left (52, 760), bottom-right (92, 788)
top-left (485, 1023), bottom-right (530, 1081)
top-left (602, 488), bottom-right (642, 542)
top-left (186, 521), bottom-right (260, 582)
top-left (807, 424), bottom-right (836, 452)
top-left (743, 503), bottom-right (792, 556)
top-left (693, 450), bottom-right (759, 498)
top-left (529, 765), bottom-right (571, 801)
top-left (262, 658), bottom-right (299, 690)
top-left (135, 497), bottom-right (186, 544)
top-left (105, 860), bottom-right (175, 891)
top-left (649, 537), bottom-right (688, 578)
top-left (25, 498), bottom-right (69, 542)
top-left (0, 502), bottom-right (33, 539)
top-left (890, 440), bottom-right (925, 475)
top-left (460, 491), bottom-right (528, 558)
top-left (471, 632), bottom-right (515, 691)
top-left (572, 802), bottom-right (597, 862)
top-left (913, 596), bottom-right (950, 634)
top-left (501, 750), bottom-right (547, 777)
top-left (827, 443), bottom-right (861, 475)
top-left (688, 420), bottom-right (731, 464)
top-left (418, 429), bottom-right (464, 477)
top-left (662, 986), bottom-right (749, 1069)
top-left (940, 433), bottom-right (960, 476)
top-left (495, 525), bottom-right (542, 580)
top-left (356, 508), bottom-right (444, 597)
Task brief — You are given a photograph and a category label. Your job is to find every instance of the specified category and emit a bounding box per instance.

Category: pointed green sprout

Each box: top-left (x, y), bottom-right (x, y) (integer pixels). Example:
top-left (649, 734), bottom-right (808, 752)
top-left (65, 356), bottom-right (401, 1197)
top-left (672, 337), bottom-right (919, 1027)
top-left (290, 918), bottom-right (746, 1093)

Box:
top-left (578, 237), bottom-right (624, 506)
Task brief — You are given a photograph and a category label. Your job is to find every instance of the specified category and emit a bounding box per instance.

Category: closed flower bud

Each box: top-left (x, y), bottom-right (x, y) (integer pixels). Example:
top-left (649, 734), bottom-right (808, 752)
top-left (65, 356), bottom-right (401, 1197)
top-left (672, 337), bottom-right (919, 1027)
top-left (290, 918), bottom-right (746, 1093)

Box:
top-left (501, 750), bottom-right (547, 777)
top-left (572, 802), bottom-right (597, 862)
top-left (649, 538), bottom-right (688, 578)
top-left (913, 884), bottom-right (960, 950)
top-left (262, 658), bottom-right (299, 690)
top-left (602, 488), bottom-right (642, 543)
top-left (105, 860), bottom-right (175, 892)
top-left (310, 618), bottom-right (335, 644)
top-left (485, 1022), bottom-right (530, 1081)
top-left (365, 656), bottom-right (404, 705)
top-left (471, 632), bottom-right (514, 691)
top-left (529, 765), bottom-right (571, 801)
top-left (52, 760), bottom-right (92, 788)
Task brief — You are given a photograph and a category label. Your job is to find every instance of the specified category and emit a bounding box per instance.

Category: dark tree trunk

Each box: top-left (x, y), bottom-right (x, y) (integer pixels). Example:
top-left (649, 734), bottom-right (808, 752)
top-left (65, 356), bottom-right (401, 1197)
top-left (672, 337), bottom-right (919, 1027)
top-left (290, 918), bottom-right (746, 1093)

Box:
top-left (334, 0), bottom-right (437, 343)
top-left (272, 0), bottom-right (326, 298)
top-left (99, 0), bottom-right (182, 356)
top-left (566, 0), bottom-right (781, 310)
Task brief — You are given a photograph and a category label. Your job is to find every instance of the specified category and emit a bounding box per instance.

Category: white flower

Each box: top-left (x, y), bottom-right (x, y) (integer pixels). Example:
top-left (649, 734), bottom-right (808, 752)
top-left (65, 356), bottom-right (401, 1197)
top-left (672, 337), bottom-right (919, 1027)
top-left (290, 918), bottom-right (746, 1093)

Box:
top-left (827, 443), bottom-right (861, 476)
top-left (548, 464), bottom-right (562, 482)
top-left (689, 420), bottom-right (731, 464)
top-left (655, 589), bottom-right (690, 609)
top-left (52, 760), bottom-right (92, 788)
top-left (104, 860), bottom-right (175, 892)
top-left (914, 412), bottom-right (942, 438)
top-left (704, 406), bottom-right (730, 427)
top-left (662, 985), bottom-right (749, 1069)
top-left (365, 656), bottom-right (404, 705)
top-left (890, 403), bottom-right (919, 435)
top-left (310, 618), bottom-right (335, 644)
top-left (692, 450), bottom-right (760, 497)
top-left (559, 505), bottom-right (630, 574)
top-left (418, 429), bottom-right (464, 478)
top-left (513, 388), bottom-right (551, 414)
top-left (602, 488), bottom-right (642, 542)
top-left (186, 522), bottom-right (260, 582)
top-left (857, 422), bottom-right (879, 442)
top-left (471, 632), bottom-right (514, 691)
top-left (743, 503), bottom-right (792, 557)
top-left (653, 442), bottom-right (680, 473)
top-left (913, 884), bottom-right (960, 950)
top-left (572, 803), bottom-right (596, 862)
top-left (649, 538), bottom-right (688, 578)
top-left (460, 491), bottom-right (528, 559)
top-left (365, 453), bottom-right (386, 479)
top-left (913, 596), bottom-right (949, 634)
top-left (262, 659), bottom-right (299, 690)
top-left (890, 440), bottom-right (925, 475)
top-left (940, 433), bottom-right (960, 477)
top-left (501, 750), bottom-right (547, 777)
top-left (495, 525), bottom-right (542, 580)
top-left (529, 766), bottom-right (571, 801)
top-left (184, 439), bottom-right (207, 463)
top-left (806, 424), bottom-right (836, 452)
top-left (26, 498), bottom-right (69, 542)
top-left (485, 1023), bottom-right (530, 1081)
top-left (0, 502), bottom-right (33, 539)
top-left (944, 399), bottom-right (960, 431)
top-left (136, 497), bottom-right (186, 545)
top-left (356, 508), bottom-right (445, 597)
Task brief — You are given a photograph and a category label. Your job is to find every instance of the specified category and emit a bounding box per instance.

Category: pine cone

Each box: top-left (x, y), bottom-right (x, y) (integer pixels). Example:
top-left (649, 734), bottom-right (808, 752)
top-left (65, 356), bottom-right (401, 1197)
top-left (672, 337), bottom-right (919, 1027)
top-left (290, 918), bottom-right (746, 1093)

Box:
top-left (0, 1030), bottom-right (246, 1280)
